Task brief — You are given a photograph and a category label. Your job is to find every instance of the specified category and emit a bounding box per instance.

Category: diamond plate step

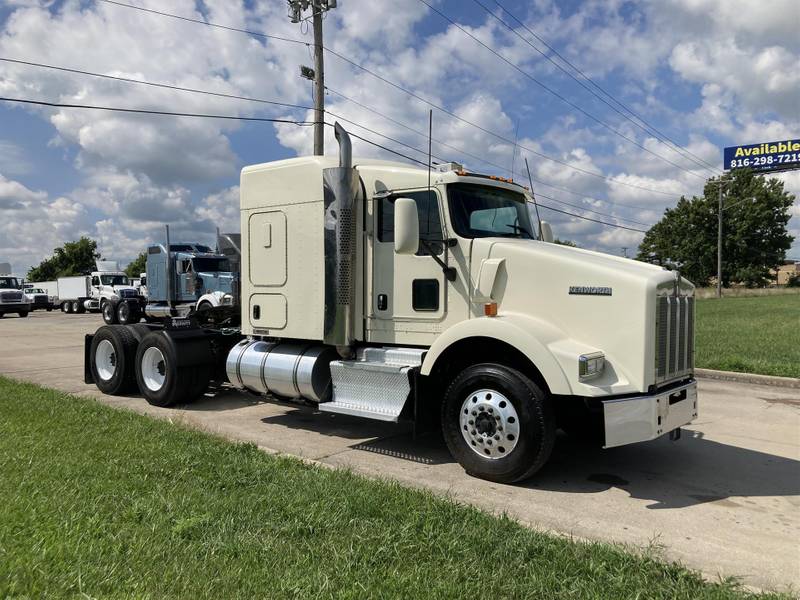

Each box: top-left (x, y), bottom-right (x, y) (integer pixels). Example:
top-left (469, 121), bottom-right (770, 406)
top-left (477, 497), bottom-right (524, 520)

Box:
top-left (319, 347), bottom-right (425, 422)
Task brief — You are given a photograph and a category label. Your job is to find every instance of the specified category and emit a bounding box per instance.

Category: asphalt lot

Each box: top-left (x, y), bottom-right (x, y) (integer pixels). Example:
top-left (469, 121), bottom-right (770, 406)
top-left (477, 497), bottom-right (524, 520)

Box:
top-left (1, 310), bottom-right (798, 590)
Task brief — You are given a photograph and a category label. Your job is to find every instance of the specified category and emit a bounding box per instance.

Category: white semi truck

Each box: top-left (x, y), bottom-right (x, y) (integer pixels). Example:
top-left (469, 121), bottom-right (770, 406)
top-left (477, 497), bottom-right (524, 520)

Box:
top-left (58, 261), bottom-right (144, 322)
top-left (0, 274), bottom-right (31, 318)
top-left (85, 124), bottom-right (697, 483)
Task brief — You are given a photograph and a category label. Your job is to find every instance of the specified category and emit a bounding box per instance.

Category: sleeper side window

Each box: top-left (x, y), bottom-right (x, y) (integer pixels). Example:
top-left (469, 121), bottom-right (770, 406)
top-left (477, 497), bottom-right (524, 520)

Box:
top-left (377, 190), bottom-right (443, 256)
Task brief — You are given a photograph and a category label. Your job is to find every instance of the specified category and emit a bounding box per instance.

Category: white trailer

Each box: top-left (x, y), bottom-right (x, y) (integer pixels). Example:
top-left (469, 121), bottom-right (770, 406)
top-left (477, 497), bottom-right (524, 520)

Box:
top-left (57, 276), bottom-right (93, 313)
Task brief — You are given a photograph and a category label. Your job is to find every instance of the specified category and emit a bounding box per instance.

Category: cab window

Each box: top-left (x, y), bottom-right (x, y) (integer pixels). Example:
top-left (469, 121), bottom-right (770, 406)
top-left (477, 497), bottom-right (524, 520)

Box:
top-left (377, 190), bottom-right (443, 256)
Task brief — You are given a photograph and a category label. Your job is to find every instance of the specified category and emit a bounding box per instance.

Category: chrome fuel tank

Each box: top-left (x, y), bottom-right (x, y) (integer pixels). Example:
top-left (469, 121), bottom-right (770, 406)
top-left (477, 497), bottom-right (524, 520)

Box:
top-left (226, 340), bottom-right (336, 403)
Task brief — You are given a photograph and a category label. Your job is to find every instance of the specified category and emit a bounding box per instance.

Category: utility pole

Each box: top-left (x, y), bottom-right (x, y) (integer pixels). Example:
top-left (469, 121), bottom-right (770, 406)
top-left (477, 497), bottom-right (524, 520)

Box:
top-left (288, 1), bottom-right (336, 156)
top-left (716, 179), bottom-right (726, 299)
top-left (621, 247), bottom-right (628, 258)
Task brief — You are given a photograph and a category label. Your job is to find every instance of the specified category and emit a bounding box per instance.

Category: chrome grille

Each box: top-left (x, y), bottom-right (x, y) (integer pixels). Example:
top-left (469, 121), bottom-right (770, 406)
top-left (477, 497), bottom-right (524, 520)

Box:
top-left (656, 295), bottom-right (694, 384)
top-left (0, 291), bottom-right (22, 302)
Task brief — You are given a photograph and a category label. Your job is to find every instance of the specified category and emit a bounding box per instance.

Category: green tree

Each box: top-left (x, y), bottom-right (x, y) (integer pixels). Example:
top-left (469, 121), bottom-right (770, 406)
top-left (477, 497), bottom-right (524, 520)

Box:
top-left (124, 252), bottom-right (147, 278)
top-left (27, 237), bottom-right (101, 281)
top-left (637, 169), bottom-right (795, 287)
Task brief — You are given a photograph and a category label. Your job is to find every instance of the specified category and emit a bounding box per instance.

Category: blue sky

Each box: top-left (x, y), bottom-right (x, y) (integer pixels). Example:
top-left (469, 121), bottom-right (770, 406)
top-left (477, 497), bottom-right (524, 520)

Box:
top-left (0, 0), bottom-right (798, 274)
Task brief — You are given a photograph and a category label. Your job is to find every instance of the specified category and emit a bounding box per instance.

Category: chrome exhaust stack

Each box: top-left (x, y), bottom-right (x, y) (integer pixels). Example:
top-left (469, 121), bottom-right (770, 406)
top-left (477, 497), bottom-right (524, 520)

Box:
top-left (322, 122), bottom-right (361, 350)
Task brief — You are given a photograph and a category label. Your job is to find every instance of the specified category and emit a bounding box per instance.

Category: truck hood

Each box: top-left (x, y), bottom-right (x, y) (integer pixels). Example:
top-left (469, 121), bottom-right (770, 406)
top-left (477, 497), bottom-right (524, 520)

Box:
top-left (470, 238), bottom-right (693, 393)
top-left (472, 238), bottom-right (691, 293)
top-left (197, 272), bottom-right (236, 294)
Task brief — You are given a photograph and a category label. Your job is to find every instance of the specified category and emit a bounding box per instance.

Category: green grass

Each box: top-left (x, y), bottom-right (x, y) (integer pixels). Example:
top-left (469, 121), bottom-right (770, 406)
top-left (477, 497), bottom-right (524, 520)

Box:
top-left (0, 377), bottom-right (787, 599)
top-left (695, 295), bottom-right (800, 378)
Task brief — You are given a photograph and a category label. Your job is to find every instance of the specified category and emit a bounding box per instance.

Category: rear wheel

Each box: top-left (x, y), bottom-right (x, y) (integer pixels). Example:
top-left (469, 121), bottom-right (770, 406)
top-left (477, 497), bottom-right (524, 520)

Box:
top-left (90, 325), bottom-right (138, 395)
top-left (135, 332), bottom-right (210, 407)
top-left (102, 301), bottom-right (118, 325)
top-left (17, 311), bottom-right (29, 318)
top-left (117, 300), bottom-right (140, 325)
top-left (64, 302), bottom-right (74, 314)
top-left (441, 363), bottom-right (556, 484)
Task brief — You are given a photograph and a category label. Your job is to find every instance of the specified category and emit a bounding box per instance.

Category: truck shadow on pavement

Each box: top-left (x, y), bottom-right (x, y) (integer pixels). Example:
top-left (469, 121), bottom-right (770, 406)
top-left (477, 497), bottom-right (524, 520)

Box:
top-left (265, 409), bottom-right (799, 509)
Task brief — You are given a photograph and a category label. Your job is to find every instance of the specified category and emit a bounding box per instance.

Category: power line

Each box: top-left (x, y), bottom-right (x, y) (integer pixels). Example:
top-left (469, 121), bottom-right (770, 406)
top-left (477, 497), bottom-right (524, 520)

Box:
top-left (92, 0), bottom-right (686, 198)
top-left (0, 96), bottom-right (314, 125)
top-left (2, 54), bottom-right (645, 225)
top-left (534, 199), bottom-right (647, 233)
top-left (327, 86), bottom-right (656, 214)
top-left (96, 0), bottom-right (308, 47)
top-left (416, 0), bottom-right (708, 181)
top-left (0, 57), bottom-right (313, 112)
top-left (0, 95), bottom-right (647, 232)
top-left (478, 0), bottom-right (721, 176)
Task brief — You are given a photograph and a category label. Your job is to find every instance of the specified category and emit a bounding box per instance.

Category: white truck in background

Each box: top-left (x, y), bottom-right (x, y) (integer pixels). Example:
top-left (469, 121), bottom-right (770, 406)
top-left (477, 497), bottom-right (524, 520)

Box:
top-left (58, 261), bottom-right (144, 320)
top-left (85, 123), bottom-right (698, 484)
top-left (0, 274), bottom-right (31, 318)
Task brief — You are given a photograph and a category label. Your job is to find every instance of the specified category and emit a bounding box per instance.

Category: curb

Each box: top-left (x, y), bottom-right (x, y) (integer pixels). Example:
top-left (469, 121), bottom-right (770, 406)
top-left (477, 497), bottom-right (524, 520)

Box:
top-left (695, 368), bottom-right (800, 389)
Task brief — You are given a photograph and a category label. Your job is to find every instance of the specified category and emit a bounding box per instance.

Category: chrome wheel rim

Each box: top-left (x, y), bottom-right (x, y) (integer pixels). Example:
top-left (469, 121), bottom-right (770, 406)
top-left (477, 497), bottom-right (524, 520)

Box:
top-left (459, 389), bottom-right (520, 459)
top-left (141, 346), bottom-right (167, 392)
top-left (95, 339), bottom-right (116, 381)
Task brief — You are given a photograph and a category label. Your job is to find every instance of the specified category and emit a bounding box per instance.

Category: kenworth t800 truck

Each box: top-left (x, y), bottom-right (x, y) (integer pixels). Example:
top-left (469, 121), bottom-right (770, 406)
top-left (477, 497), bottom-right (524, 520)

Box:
top-left (85, 124), bottom-right (697, 483)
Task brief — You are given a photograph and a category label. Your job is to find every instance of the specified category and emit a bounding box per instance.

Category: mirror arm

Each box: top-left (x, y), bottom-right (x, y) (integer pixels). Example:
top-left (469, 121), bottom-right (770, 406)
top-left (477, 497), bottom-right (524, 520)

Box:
top-left (420, 240), bottom-right (457, 282)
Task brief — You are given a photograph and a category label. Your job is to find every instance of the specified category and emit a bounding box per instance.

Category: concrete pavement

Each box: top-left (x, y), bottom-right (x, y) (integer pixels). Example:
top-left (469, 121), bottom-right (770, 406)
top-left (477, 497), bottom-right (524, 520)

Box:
top-left (1, 310), bottom-right (798, 591)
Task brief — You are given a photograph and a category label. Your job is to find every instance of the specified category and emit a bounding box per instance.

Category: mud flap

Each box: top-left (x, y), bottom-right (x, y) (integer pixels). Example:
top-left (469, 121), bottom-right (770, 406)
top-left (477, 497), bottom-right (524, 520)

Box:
top-left (84, 333), bottom-right (95, 384)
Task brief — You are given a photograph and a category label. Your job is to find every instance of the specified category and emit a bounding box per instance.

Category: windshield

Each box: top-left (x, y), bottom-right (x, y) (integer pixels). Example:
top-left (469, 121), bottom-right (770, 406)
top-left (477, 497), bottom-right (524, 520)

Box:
top-left (100, 275), bottom-right (129, 286)
top-left (27, 288), bottom-right (44, 294)
top-left (192, 257), bottom-right (231, 272)
top-left (448, 183), bottom-right (536, 239)
top-left (0, 277), bottom-right (20, 289)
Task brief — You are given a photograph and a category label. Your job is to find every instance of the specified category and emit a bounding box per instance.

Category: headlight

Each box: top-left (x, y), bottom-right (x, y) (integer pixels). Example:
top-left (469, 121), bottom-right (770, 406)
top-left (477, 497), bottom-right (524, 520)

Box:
top-left (222, 294), bottom-right (233, 305)
top-left (579, 352), bottom-right (605, 381)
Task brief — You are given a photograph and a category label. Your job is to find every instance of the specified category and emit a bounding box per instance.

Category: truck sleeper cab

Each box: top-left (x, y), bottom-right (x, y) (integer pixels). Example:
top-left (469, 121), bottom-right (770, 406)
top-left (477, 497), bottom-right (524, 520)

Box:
top-left (85, 124), bottom-right (697, 484)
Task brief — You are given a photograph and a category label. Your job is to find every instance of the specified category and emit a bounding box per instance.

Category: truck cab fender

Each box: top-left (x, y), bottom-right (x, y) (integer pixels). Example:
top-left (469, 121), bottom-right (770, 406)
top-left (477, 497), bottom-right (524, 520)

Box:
top-left (420, 313), bottom-right (573, 395)
top-left (196, 291), bottom-right (222, 308)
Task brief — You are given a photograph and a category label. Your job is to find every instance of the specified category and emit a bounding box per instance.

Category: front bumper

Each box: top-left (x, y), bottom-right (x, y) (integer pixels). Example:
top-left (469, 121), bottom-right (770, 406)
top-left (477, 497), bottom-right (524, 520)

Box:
top-left (603, 380), bottom-right (697, 448)
top-left (0, 302), bottom-right (31, 312)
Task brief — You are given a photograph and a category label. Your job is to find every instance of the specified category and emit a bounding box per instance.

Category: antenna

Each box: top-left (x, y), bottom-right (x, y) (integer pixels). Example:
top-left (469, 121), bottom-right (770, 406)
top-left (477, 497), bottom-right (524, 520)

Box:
top-left (524, 158), bottom-right (543, 240)
top-left (510, 119), bottom-right (520, 181)
top-left (427, 109), bottom-right (433, 235)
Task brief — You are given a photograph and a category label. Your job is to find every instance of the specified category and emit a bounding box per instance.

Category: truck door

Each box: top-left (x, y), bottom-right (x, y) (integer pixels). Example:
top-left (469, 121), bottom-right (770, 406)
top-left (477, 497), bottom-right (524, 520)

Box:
top-left (369, 189), bottom-right (447, 344)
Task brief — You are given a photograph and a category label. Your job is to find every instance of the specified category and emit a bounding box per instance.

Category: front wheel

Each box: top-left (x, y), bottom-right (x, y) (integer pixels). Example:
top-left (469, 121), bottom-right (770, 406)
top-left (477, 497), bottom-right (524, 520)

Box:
top-left (441, 363), bottom-right (556, 484)
top-left (17, 311), bottom-right (29, 318)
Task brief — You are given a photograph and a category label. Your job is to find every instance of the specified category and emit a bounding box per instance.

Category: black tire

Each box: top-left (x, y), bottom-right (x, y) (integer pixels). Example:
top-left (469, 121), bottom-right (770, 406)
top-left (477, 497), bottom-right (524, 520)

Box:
top-left (18, 311), bottom-right (29, 318)
top-left (65, 302), bottom-right (74, 314)
top-left (135, 332), bottom-right (211, 407)
top-left (75, 301), bottom-right (86, 314)
top-left (102, 301), bottom-right (118, 325)
top-left (90, 325), bottom-right (138, 395)
top-left (46, 307), bottom-right (53, 312)
top-left (441, 363), bottom-right (556, 484)
top-left (0, 312), bottom-right (4, 318)
top-left (117, 300), bottom-right (140, 325)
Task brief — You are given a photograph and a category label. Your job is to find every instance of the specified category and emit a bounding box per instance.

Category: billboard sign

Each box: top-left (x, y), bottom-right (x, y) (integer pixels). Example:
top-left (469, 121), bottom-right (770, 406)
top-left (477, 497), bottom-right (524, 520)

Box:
top-left (724, 139), bottom-right (800, 173)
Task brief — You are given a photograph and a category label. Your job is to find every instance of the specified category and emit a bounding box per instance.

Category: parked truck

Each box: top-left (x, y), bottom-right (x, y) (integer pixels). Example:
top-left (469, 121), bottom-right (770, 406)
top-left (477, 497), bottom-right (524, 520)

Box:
top-left (0, 274), bottom-right (31, 318)
top-left (58, 261), bottom-right (145, 323)
top-left (23, 286), bottom-right (56, 311)
top-left (85, 124), bottom-right (698, 483)
top-left (140, 240), bottom-right (238, 323)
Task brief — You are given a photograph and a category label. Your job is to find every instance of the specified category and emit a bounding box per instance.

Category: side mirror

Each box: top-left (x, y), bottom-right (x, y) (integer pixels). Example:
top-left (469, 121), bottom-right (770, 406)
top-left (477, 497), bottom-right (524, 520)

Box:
top-left (394, 197), bottom-right (419, 255)
top-left (540, 221), bottom-right (554, 243)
